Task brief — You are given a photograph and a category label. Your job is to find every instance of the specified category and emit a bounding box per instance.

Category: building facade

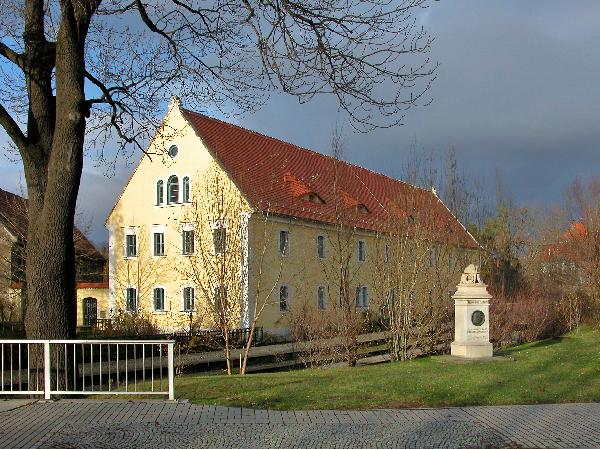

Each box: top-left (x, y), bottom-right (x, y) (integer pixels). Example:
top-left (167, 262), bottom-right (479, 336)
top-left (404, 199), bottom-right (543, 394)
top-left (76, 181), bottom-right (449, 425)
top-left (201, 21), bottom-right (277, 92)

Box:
top-left (0, 188), bottom-right (109, 327)
top-left (106, 98), bottom-right (480, 335)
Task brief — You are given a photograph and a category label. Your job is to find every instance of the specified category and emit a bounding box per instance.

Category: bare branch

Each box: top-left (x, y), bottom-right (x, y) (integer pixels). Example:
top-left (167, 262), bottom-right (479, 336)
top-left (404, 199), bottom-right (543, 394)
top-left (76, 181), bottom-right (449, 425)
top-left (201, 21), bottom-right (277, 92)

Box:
top-left (134, 0), bottom-right (178, 52)
top-left (84, 70), bottom-right (150, 159)
top-left (0, 41), bottom-right (24, 69)
top-left (0, 102), bottom-right (27, 151)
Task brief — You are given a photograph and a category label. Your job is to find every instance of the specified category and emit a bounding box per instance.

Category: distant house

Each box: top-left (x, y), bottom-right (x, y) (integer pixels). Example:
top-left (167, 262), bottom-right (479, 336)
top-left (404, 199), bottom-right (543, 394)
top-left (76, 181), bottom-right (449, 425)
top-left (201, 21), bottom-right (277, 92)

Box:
top-left (540, 222), bottom-right (587, 285)
top-left (0, 187), bottom-right (109, 327)
top-left (106, 97), bottom-right (479, 334)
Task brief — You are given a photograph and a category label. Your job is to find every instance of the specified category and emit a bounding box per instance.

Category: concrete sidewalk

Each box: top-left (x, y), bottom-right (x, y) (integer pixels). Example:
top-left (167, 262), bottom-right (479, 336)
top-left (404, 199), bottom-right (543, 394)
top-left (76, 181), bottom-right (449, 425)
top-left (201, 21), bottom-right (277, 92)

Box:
top-left (1, 399), bottom-right (599, 448)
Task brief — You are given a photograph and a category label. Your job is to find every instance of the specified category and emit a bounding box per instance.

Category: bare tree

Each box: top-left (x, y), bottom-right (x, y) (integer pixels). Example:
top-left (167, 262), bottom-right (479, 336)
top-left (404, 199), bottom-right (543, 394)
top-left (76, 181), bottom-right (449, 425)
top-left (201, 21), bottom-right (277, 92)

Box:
top-left (563, 178), bottom-right (600, 307)
top-left (180, 163), bottom-right (287, 375)
top-left (289, 133), bottom-right (370, 367)
top-left (370, 187), bottom-right (464, 361)
top-left (239, 208), bottom-right (285, 375)
top-left (365, 145), bottom-right (483, 360)
top-left (0, 0), bottom-right (437, 341)
top-left (180, 162), bottom-right (248, 375)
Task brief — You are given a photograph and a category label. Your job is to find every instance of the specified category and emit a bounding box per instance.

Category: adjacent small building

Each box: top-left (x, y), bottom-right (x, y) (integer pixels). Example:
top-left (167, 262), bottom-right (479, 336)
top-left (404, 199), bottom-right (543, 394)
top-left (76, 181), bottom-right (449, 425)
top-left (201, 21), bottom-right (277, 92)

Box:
top-left (0, 187), bottom-right (109, 327)
top-left (106, 98), bottom-right (480, 335)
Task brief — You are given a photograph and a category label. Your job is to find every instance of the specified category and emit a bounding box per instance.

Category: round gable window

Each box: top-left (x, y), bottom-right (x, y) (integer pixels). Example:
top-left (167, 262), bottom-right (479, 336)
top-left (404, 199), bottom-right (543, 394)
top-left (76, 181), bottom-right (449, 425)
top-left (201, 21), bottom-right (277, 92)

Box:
top-left (167, 144), bottom-right (179, 159)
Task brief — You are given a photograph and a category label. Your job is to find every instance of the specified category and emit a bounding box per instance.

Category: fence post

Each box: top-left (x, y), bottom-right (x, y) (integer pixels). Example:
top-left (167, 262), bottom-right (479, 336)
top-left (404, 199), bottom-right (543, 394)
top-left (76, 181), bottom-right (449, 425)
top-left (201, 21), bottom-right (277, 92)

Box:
top-left (43, 341), bottom-right (51, 400)
top-left (167, 342), bottom-right (174, 401)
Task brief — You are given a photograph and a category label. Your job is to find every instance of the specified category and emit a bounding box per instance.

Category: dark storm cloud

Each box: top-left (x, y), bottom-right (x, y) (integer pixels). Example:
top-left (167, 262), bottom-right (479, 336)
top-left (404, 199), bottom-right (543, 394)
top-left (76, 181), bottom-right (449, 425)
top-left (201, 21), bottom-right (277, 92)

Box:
top-left (1, 1), bottom-right (599, 243)
top-left (243, 0), bottom-right (600, 207)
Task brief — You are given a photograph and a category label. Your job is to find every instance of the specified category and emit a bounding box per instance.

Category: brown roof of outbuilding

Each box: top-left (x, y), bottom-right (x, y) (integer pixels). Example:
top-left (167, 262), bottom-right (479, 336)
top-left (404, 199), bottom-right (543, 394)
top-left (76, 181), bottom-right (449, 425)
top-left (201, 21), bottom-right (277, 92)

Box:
top-left (0, 187), bottom-right (105, 261)
top-left (181, 108), bottom-right (479, 249)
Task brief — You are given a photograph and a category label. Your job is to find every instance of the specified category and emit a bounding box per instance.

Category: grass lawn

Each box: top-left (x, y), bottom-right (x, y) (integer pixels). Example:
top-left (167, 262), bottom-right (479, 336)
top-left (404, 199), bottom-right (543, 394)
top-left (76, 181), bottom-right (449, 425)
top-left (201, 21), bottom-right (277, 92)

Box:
top-left (172, 326), bottom-right (600, 410)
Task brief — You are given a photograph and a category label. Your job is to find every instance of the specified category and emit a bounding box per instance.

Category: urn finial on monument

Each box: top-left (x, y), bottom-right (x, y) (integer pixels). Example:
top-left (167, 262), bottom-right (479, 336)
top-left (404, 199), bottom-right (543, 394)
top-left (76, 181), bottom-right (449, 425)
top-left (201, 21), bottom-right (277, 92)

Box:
top-left (451, 264), bottom-right (493, 358)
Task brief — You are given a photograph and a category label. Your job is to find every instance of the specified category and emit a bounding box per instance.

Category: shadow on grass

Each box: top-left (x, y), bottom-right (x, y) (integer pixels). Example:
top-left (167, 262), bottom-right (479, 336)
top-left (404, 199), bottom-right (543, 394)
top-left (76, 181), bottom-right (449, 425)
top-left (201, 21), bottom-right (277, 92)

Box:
top-left (497, 336), bottom-right (564, 357)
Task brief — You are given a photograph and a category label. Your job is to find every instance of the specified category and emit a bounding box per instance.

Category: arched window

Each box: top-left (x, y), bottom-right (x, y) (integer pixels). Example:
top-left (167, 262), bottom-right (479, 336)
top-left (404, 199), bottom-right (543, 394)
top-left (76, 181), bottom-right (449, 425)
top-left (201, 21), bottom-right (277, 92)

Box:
top-left (167, 175), bottom-right (179, 204)
top-left (156, 180), bottom-right (164, 205)
top-left (182, 176), bottom-right (190, 203)
top-left (83, 297), bottom-right (97, 326)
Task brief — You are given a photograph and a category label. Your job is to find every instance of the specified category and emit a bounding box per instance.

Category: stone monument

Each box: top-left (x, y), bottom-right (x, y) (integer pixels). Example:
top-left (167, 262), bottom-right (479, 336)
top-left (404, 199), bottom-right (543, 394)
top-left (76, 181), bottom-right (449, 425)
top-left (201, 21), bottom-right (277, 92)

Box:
top-left (451, 264), bottom-right (493, 358)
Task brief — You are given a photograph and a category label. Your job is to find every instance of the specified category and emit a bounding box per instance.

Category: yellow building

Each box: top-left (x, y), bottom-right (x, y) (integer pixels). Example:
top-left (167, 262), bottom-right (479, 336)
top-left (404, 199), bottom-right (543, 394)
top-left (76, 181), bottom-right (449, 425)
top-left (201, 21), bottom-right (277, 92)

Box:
top-left (106, 98), bottom-right (480, 335)
top-left (0, 187), bottom-right (109, 327)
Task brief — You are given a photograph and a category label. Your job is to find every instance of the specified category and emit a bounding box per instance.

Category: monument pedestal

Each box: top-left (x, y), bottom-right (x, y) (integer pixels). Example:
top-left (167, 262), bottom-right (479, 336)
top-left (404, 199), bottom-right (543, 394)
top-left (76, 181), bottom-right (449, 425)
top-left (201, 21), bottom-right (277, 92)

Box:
top-left (451, 265), bottom-right (493, 359)
top-left (450, 341), bottom-right (493, 358)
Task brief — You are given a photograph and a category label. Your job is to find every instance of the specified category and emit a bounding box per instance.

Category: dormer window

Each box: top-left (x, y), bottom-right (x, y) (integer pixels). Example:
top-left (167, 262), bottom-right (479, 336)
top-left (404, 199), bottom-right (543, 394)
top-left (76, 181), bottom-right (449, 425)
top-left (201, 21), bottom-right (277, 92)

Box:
top-left (356, 204), bottom-right (369, 214)
top-left (303, 192), bottom-right (324, 204)
top-left (167, 175), bottom-right (179, 204)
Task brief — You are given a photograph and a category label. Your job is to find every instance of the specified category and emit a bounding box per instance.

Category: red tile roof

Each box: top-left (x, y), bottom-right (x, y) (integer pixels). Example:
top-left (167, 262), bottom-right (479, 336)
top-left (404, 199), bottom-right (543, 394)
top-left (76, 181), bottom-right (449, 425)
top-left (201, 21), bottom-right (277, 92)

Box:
top-left (182, 108), bottom-right (479, 249)
top-left (0, 187), bottom-right (105, 261)
top-left (541, 222), bottom-right (587, 262)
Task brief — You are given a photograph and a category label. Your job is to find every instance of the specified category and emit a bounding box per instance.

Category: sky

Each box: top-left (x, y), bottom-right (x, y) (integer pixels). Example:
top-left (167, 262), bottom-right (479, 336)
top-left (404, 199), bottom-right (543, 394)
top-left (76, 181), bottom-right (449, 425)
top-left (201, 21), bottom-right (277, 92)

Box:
top-left (1, 0), bottom-right (599, 246)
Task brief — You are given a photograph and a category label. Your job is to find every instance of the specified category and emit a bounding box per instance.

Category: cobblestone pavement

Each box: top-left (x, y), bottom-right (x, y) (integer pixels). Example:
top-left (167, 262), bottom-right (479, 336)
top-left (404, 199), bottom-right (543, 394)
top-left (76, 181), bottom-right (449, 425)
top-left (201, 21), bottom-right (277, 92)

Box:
top-left (0, 400), bottom-right (599, 449)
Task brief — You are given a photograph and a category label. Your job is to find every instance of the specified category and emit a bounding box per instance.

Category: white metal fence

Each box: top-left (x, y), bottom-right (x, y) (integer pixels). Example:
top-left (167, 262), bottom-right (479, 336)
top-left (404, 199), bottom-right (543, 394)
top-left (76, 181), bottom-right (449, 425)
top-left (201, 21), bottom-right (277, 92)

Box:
top-left (0, 340), bottom-right (175, 400)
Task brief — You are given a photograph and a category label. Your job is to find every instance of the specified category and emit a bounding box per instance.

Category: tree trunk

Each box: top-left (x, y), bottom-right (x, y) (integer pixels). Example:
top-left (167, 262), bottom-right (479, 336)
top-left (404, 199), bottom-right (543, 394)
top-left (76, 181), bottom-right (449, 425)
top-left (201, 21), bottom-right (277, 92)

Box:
top-left (21, 0), bottom-right (93, 394)
top-left (24, 0), bottom-right (88, 341)
top-left (240, 320), bottom-right (258, 375)
top-left (223, 325), bottom-right (232, 375)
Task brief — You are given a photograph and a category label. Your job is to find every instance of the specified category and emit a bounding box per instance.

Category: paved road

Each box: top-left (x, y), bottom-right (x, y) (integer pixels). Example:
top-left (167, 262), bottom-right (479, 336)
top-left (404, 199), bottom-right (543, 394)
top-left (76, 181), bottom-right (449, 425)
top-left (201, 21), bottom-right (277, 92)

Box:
top-left (0, 400), bottom-right (599, 448)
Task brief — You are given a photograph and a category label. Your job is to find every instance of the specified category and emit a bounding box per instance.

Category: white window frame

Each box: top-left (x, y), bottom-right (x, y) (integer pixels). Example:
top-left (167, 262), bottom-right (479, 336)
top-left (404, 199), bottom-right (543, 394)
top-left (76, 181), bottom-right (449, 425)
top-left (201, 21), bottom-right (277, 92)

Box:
top-left (317, 285), bottom-right (327, 310)
top-left (278, 229), bottom-right (290, 256)
top-left (180, 285), bottom-right (196, 312)
top-left (155, 178), bottom-right (165, 206)
top-left (182, 174), bottom-right (192, 203)
top-left (124, 286), bottom-right (138, 313)
top-left (356, 285), bottom-right (368, 308)
top-left (279, 284), bottom-right (290, 312)
top-left (316, 235), bottom-right (325, 259)
top-left (151, 224), bottom-right (167, 257)
top-left (123, 227), bottom-right (138, 259)
top-left (152, 285), bottom-right (167, 313)
top-left (211, 219), bottom-right (228, 255)
top-left (358, 240), bottom-right (366, 262)
top-left (212, 284), bottom-right (228, 312)
top-left (429, 246), bottom-right (437, 267)
top-left (167, 173), bottom-right (180, 205)
top-left (180, 223), bottom-right (195, 256)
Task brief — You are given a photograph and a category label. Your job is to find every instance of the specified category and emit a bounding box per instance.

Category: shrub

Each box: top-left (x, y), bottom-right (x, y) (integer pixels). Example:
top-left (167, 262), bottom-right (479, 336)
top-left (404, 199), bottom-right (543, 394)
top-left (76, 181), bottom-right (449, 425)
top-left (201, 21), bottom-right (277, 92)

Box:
top-left (102, 310), bottom-right (162, 338)
top-left (490, 286), bottom-right (566, 347)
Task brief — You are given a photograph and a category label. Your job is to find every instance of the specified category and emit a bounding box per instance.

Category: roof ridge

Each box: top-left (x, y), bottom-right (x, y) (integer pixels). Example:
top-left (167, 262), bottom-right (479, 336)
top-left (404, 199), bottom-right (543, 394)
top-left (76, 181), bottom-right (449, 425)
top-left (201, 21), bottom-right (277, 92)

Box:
top-left (181, 106), bottom-right (479, 249)
top-left (0, 186), bottom-right (105, 260)
top-left (0, 186), bottom-right (28, 201)
top-left (180, 107), bottom-right (431, 195)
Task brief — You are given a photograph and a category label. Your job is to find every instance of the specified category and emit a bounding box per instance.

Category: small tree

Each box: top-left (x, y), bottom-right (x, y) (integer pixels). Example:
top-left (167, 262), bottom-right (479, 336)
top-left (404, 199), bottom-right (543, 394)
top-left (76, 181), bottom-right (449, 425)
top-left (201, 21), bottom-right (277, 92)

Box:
top-left (371, 191), bottom-right (460, 360)
top-left (180, 162), bottom-right (248, 374)
top-left (287, 134), bottom-right (369, 367)
top-left (564, 178), bottom-right (600, 313)
top-left (239, 207), bottom-right (285, 375)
